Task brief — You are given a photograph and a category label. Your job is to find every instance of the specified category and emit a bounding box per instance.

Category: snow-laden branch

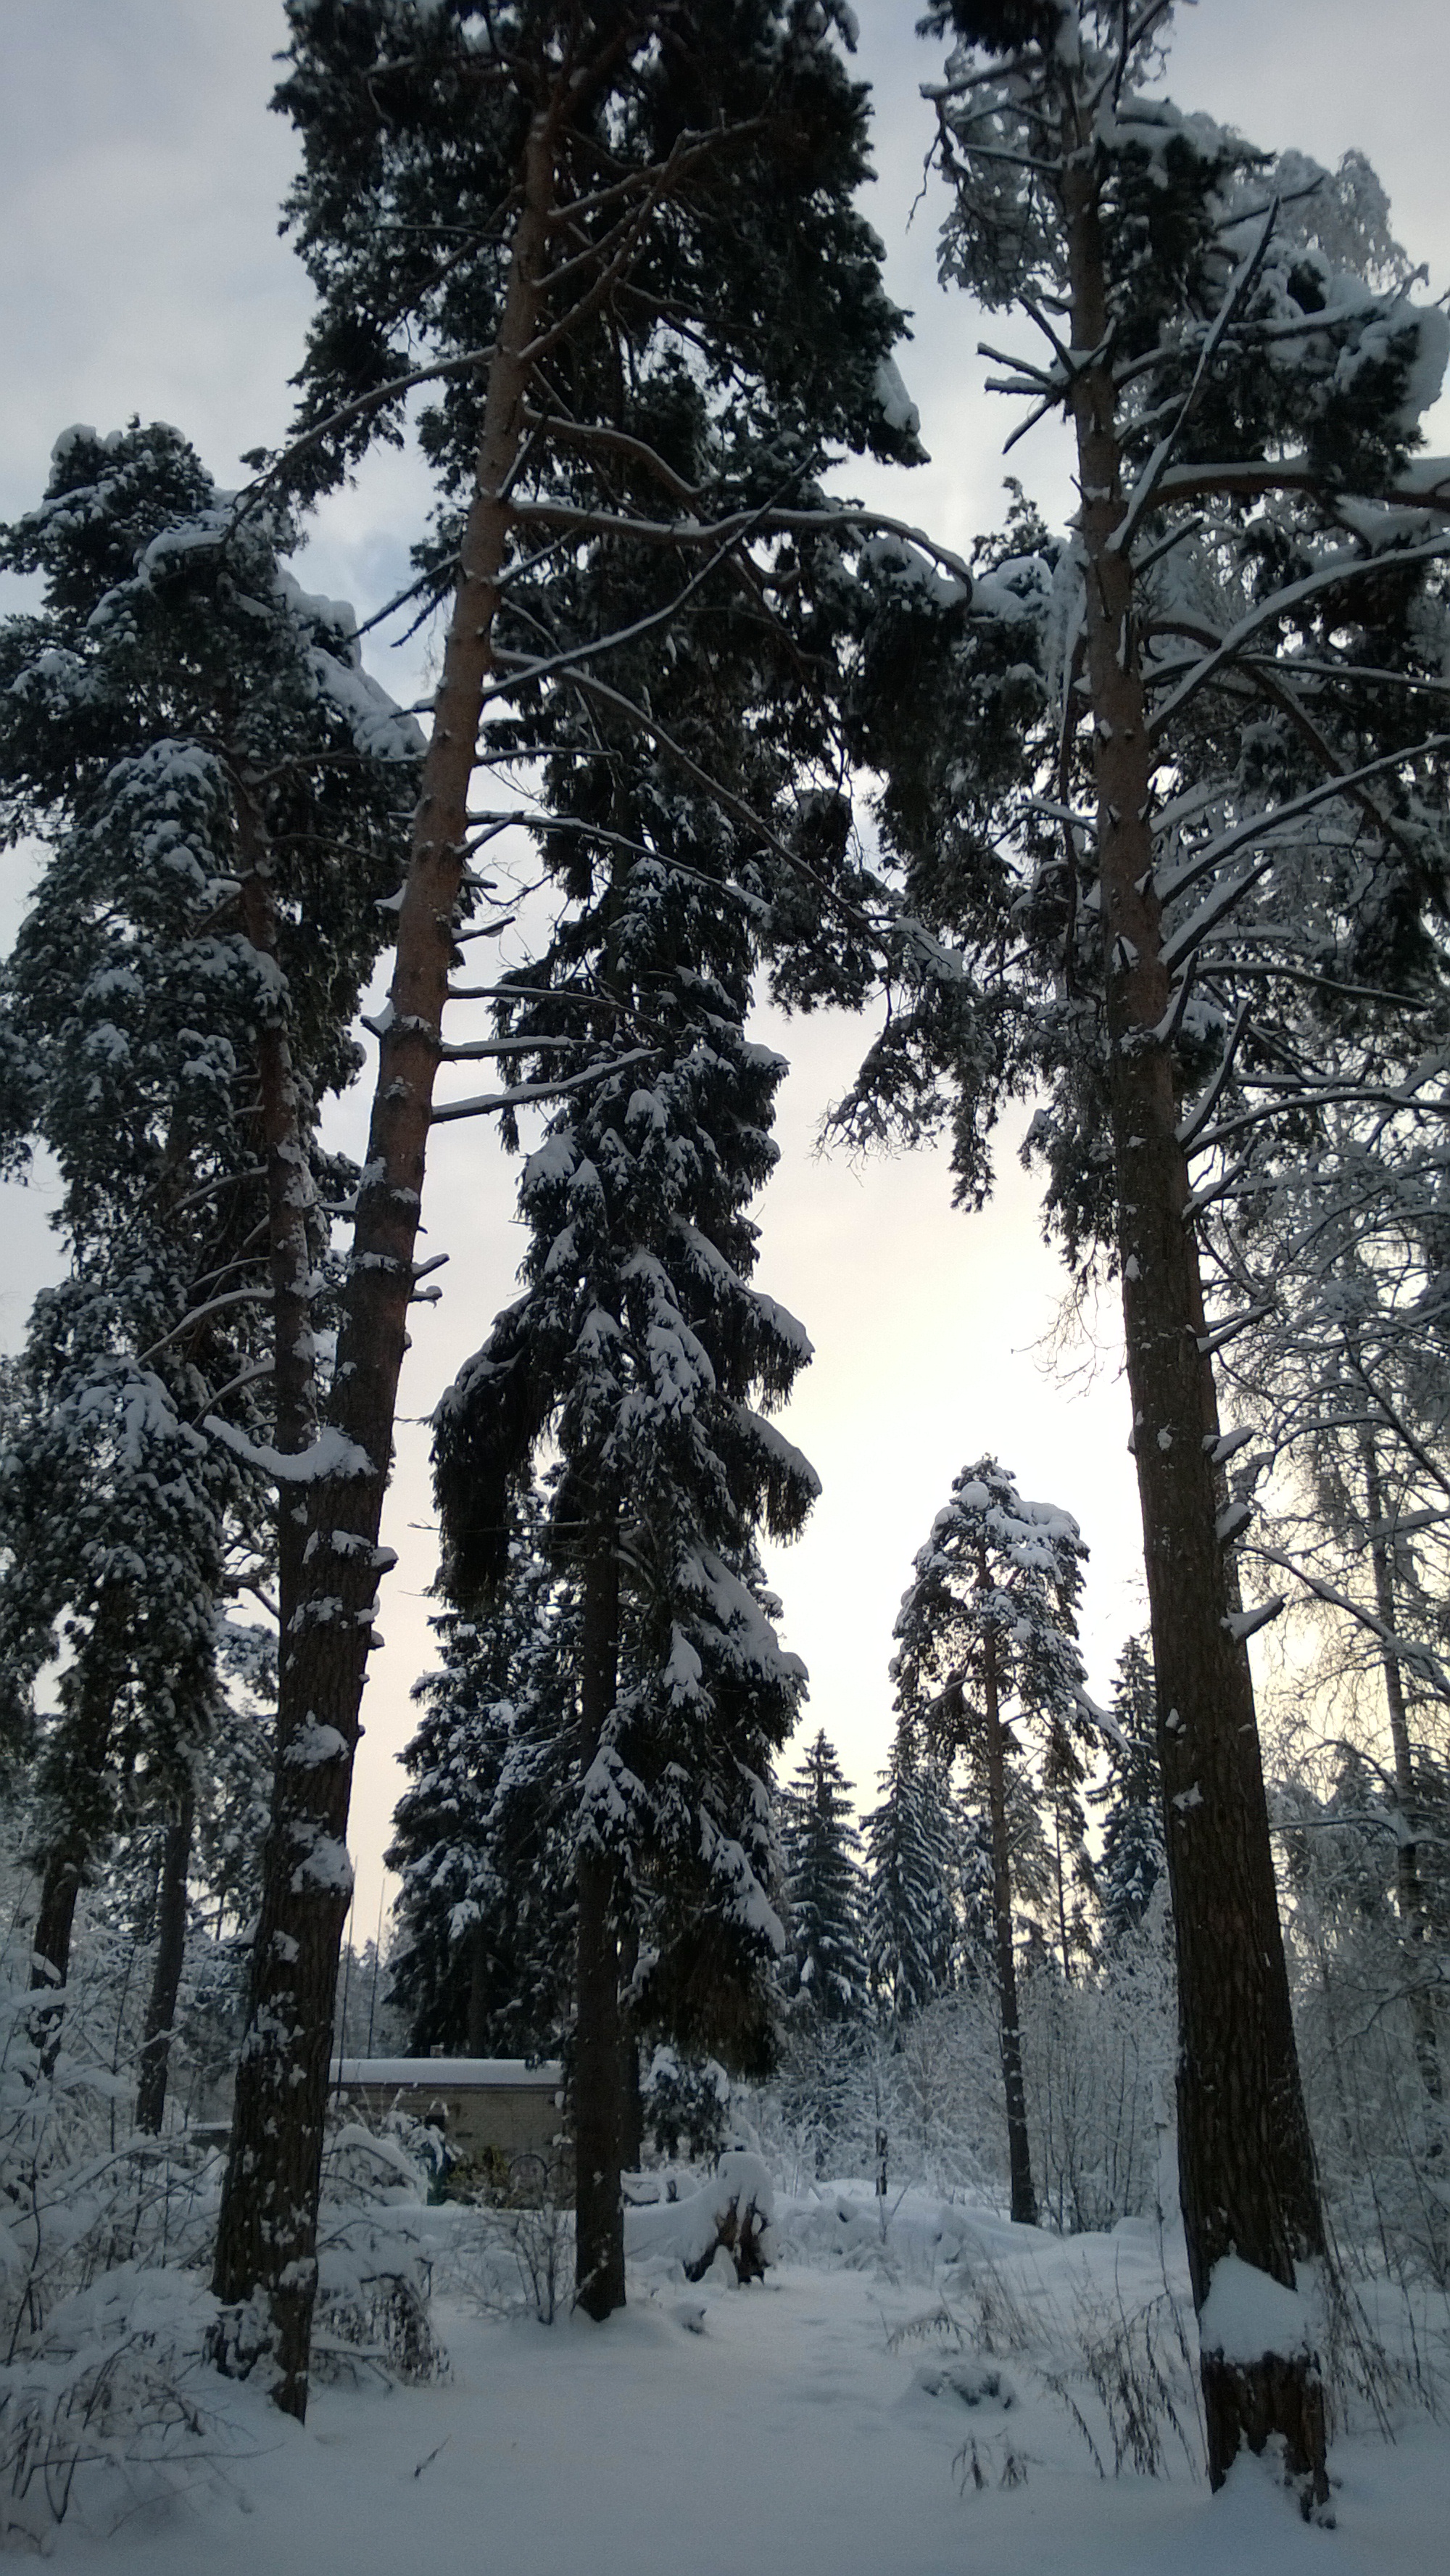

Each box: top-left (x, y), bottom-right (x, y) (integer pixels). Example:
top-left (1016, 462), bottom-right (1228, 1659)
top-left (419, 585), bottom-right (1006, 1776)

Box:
top-left (1177, 996), bottom-right (1254, 1149)
top-left (1153, 456), bottom-right (1450, 513)
top-left (1153, 732), bottom-right (1450, 918)
top-left (1159, 859), bottom-right (1274, 977)
top-left (1248, 1541), bottom-right (1450, 1698)
top-left (508, 496), bottom-right (972, 588)
top-left (1150, 547), bottom-right (1450, 738)
top-left (1110, 198), bottom-right (1281, 559)
top-left (430, 1046), bottom-right (655, 1125)
top-left (135, 1283), bottom-right (273, 1363)
top-left (203, 1416), bottom-right (375, 1482)
top-left (484, 503), bottom-right (774, 702)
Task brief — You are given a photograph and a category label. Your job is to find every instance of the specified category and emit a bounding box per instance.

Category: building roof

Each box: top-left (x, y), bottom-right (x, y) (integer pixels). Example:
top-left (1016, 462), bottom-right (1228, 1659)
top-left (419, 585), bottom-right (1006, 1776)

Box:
top-left (330, 2057), bottom-right (563, 2090)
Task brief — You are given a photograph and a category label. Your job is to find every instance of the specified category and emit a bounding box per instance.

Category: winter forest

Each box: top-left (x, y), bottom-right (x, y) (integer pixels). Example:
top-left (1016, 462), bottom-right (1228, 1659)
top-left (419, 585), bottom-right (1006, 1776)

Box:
top-left (1, 0), bottom-right (1449, 2566)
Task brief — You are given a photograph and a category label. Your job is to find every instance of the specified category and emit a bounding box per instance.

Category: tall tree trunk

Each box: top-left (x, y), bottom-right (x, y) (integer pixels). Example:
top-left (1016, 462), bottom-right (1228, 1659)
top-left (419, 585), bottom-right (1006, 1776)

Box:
top-left (31, 1833), bottom-right (89, 2002)
top-left (236, 789), bottom-right (321, 1608)
top-left (466, 1919), bottom-right (490, 2059)
top-left (981, 1613), bottom-right (1037, 2227)
top-left (210, 106), bottom-right (561, 2418)
top-left (1052, 1796), bottom-right (1072, 1986)
top-left (618, 1920), bottom-right (645, 2172)
top-left (1060, 123), bottom-right (1330, 2505)
top-left (574, 1544), bottom-right (626, 2320)
top-left (1357, 1427), bottom-right (1443, 2137)
top-left (28, 1588), bottom-right (128, 2060)
top-left (136, 1781), bottom-right (196, 2135)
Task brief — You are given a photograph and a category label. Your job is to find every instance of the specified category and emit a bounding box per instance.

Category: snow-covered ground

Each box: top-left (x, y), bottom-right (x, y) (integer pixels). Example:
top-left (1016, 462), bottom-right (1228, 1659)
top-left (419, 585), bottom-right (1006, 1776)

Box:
top-left (42, 2189), bottom-right (1450, 2575)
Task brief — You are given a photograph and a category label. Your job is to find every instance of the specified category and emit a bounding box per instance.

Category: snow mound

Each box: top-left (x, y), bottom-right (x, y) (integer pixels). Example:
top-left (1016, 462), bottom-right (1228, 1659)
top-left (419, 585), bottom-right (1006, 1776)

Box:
top-left (1198, 2255), bottom-right (1314, 2362)
top-left (912, 2357), bottom-right (1018, 2409)
top-left (625, 2151), bottom-right (776, 2282)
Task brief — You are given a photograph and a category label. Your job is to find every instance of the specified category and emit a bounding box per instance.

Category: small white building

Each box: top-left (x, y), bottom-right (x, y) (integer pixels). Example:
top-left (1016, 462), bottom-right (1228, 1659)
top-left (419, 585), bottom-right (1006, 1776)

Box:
top-left (329, 2057), bottom-right (566, 2176)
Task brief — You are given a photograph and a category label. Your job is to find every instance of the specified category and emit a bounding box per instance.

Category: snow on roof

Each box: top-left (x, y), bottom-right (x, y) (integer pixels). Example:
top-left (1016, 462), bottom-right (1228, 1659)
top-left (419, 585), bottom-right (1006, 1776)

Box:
top-left (331, 2057), bottom-right (562, 2090)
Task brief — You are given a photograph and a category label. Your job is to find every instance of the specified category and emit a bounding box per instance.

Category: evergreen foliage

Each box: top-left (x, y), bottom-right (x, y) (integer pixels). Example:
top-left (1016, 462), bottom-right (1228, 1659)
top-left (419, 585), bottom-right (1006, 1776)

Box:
top-left (0, 421), bottom-right (416, 2013)
top-left (837, 1), bottom-right (1450, 2495)
top-left (861, 1714), bottom-right (958, 2020)
top-left (892, 1453), bottom-right (1090, 2224)
top-left (388, 1531), bottom-right (574, 2059)
top-left (891, 1458), bottom-right (1091, 1785)
top-left (431, 838), bottom-right (816, 2075)
top-left (1094, 1637), bottom-right (1166, 1941)
top-left (1040, 1713), bottom-right (1097, 1977)
top-left (4, 4), bottom-right (1450, 2515)
top-left (781, 1730), bottom-right (869, 2024)
top-left (213, 0), bottom-right (936, 2377)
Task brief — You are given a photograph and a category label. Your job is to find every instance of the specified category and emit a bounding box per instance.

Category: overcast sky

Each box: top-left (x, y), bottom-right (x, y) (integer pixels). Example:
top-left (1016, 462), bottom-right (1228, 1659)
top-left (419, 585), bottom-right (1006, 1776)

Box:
top-left (1, 2), bottom-right (1447, 1938)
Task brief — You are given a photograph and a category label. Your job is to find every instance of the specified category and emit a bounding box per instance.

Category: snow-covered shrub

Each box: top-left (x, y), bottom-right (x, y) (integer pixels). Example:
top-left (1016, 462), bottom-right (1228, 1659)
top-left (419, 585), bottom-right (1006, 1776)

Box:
top-left (310, 2121), bottom-right (450, 2386)
top-left (452, 2199), bottom-right (572, 2326)
top-left (0, 2263), bottom-right (239, 2547)
top-left (1019, 1924), bottom-right (1174, 2234)
top-left (641, 2047), bottom-right (731, 2164)
top-left (0, 1916), bottom-right (241, 2541)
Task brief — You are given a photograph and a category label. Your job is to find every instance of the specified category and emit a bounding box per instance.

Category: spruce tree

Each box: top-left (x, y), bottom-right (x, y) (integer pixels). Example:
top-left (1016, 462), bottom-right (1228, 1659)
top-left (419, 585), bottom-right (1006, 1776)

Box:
top-left (1040, 1714), bottom-right (1096, 1979)
top-left (782, 1730), bottom-right (869, 2022)
top-left (1094, 1636), bottom-right (1166, 1943)
top-left (862, 1714), bottom-right (958, 2020)
top-left (431, 809), bottom-right (816, 2311)
top-left (892, 1456), bottom-right (1090, 2225)
top-left (777, 1729), bottom-right (867, 2176)
top-left (388, 1526), bottom-right (573, 2058)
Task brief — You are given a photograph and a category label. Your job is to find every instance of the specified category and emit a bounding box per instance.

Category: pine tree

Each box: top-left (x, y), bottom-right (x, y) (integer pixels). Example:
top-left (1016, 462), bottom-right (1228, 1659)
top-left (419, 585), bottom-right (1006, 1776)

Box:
top-left (841, 1), bottom-right (1450, 2495)
top-left (862, 1714), bottom-right (958, 2020)
top-left (892, 1456), bottom-right (1090, 2225)
top-left (0, 424), bottom-right (415, 2093)
top-left (1095, 1637), bottom-right (1166, 1943)
top-left (213, 0), bottom-right (934, 2400)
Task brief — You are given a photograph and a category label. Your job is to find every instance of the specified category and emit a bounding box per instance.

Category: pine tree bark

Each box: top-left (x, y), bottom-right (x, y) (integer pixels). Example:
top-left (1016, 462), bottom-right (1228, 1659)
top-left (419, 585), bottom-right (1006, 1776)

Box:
top-left (573, 1544), bottom-right (626, 2319)
top-left (30, 1846), bottom-right (86, 2018)
top-left (28, 1588), bottom-right (128, 2059)
top-left (1358, 1429), bottom-right (1443, 2131)
top-left (136, 1781), bottom-right (196, 2135)
top-left (617, 1916), bottom-right (645, 2171)
top-left (1060, 122), bottom-right (1330, 2506)
top-left (466, 1919), bottom-right (490, 2059)
top-left (980, 1610), bottom-right (1037, 2226)
top-left (209, 103), bottom-right (562, 2417)
top-left (236, 791), bottom-right (321, 1603)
